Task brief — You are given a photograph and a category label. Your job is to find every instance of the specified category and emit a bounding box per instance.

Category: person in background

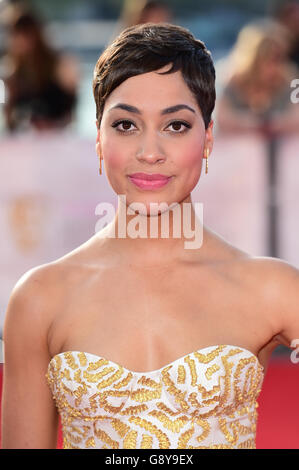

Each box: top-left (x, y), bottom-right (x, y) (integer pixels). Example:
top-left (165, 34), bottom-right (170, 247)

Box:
top-left (216, 19), bottom-right (299, 137)
top-left (109, 0), bottom-right (173, 45)
top-left (275, 0), bottom-right (299, 67)
top-left (121, 0), bottom-right (173, 28)
top-left (2, 5), bottom-right (79, 132)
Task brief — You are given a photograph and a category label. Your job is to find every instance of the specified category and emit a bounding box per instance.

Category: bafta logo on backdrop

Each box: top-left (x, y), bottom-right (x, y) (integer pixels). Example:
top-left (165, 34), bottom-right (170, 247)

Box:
top-left (7, 194), bottom-right (47, 253)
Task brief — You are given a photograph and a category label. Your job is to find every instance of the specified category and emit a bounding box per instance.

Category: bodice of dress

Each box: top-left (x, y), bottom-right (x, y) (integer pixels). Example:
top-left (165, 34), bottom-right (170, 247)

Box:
top-left (45, 344), bottom-right (265, 449)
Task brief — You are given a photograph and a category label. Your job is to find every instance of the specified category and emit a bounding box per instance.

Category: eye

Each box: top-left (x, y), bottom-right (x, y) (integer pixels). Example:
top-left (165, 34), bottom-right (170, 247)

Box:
top-left (111, 119), bottom-right (136, 133)
top-left (166, 120), bottom-right (191, 133)
top-left (111, 119), bottom-right (192, 134)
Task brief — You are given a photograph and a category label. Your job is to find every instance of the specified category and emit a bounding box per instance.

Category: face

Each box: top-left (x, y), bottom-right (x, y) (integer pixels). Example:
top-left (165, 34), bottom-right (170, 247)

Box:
top-left (9, 31), bottom-right (35, 57)
top-left (140, 6), bottom-right (172, 24)
top-left (257, 43), bottom-right (288, 82)
top-left (96, 65), bottom-right (213, 215)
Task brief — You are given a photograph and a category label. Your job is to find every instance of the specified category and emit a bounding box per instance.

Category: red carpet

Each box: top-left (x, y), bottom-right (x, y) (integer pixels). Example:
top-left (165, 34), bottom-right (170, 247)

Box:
top-left (256, 356), bottom-right (299, 449)
top-left (0, 357), bottom-right (298, 449)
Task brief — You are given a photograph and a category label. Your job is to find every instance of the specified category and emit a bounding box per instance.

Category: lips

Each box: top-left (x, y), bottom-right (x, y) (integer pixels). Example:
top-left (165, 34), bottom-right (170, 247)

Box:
top-left (128, 173), bottom-right (173, 190)
top-left (128, 173), bottom-right (171, 181)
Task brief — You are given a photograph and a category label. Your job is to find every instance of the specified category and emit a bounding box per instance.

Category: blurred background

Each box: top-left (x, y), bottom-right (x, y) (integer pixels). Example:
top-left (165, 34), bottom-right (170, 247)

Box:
top-left (0, 0), bottom-right (298, 448)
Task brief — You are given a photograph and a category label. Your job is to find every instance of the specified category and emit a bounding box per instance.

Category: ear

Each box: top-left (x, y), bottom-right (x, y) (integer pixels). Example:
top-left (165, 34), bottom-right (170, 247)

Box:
top-left (205, 119), bottom-right (214, 155)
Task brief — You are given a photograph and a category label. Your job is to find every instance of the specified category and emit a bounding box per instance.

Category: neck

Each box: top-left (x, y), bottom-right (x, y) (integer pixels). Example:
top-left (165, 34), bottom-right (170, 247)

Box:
top-left (96, 194), bottom-right (208, 268)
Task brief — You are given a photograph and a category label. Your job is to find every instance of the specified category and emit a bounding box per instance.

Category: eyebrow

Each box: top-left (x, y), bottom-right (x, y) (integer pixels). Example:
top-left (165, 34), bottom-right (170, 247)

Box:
top-left (108, 103), bottom-right (196, 115)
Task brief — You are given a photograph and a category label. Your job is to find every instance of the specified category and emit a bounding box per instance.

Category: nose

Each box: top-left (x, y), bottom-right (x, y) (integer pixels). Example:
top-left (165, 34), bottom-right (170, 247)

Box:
top-left (135, 132), bottom-right (166, 164)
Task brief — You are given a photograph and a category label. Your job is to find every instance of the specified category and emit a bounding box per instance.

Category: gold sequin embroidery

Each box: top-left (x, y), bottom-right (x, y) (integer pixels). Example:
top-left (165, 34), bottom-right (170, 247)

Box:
top-left (46, 346), bottom-right (264, 449)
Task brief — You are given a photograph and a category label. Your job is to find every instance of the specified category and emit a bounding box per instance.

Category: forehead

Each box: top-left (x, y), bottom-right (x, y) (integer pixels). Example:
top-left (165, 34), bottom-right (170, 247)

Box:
top-left (104, 67), bottom-right (199, 111)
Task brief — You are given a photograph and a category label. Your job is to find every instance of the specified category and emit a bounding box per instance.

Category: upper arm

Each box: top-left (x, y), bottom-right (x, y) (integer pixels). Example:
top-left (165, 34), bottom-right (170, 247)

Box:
top-left (279, 264), bottom-right (299, 351)
top-left (265, 259), bottom-right (299, 353)
top-left (1, 265), bottom-right (59, 449)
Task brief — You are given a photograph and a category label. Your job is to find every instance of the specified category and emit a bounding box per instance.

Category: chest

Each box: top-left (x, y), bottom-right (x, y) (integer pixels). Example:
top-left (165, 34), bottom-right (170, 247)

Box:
top-left (49, 263), bottom-right (255, 361)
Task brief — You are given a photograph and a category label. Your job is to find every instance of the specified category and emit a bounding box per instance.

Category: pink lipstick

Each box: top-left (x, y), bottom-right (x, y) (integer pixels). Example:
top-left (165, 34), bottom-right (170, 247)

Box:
top-left (128, 173), bottom-right (173, 190)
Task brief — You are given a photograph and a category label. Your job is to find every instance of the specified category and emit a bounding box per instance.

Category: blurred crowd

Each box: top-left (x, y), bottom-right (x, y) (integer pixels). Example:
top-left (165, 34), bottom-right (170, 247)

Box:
top-left (0, 3), bottom-right (79, 132)
top-left (216, 16), bottom-right (299, 136)
top-left (0, 0), bottom-right (298, 137)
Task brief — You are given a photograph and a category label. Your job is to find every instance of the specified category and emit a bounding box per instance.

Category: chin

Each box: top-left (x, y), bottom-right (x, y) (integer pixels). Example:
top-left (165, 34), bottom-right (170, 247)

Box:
top-left (125, 195), bottom-right (179, 217)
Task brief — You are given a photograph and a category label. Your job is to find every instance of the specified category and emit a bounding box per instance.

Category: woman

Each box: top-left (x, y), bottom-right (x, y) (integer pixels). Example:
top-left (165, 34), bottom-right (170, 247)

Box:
top-left (2, 23), bottom-right (299, 449)
top-left (119, 0), bottom-right (172, 29)
top-left (108, 0), bottom-right (173, 47)
top-left (2, 7), bottom-right (78, 132)
top-left (276, 1), bottom-right (299, 66)
top-left (216, 19), bottom-right (299, 136)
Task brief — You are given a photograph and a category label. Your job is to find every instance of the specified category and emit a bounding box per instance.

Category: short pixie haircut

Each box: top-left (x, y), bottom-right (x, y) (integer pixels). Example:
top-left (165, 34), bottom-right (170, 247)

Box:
top-left (93, 22), bottom-right (216, 130)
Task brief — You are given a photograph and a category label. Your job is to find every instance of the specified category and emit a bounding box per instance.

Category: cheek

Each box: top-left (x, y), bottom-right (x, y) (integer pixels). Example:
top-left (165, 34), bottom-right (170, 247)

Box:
top-left (103, 142), bottom-right (126, 171)
top-left (176, 138), bottom-right (204, 193)
top-left (177, 140), bottom-right (202, 170)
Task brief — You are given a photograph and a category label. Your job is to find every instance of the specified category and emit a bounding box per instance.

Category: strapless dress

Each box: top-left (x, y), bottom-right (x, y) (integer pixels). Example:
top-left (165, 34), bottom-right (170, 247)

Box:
top-left (45, 344), bottom-right (265, 449)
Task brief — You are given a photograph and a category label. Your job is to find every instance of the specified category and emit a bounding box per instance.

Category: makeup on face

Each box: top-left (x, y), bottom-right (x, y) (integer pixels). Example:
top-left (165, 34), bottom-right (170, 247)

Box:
top-left (128, 173), bottom-right (174, 190)
top-left (99, 69), bottom-right (209, 200)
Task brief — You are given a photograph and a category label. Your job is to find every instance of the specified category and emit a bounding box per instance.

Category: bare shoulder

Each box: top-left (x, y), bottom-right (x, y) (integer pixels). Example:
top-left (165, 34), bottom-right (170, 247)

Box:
top-left (2, 260), bottom-right (68, 357)
top-left (237, 255), bottom-right (299, 349)
top-left (5, 231), bottom-right (106, 318)
top-left (4, 238), bottom-right (94, 316)
top-left (3, 233), bottom-right (100, 364)
top-left (3, 233), bottom-right (106, 334)
top-left (238, 255), bottom-right (299, 292)
top-left (5, 260), bottom-right (66, 313)
top-left (5, 262), bottom-right (58, 314)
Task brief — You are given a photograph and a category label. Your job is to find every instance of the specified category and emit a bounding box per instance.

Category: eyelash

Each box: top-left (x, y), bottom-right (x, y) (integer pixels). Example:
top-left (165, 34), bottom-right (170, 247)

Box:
top-left (111, 119), bottom-right (192, 135)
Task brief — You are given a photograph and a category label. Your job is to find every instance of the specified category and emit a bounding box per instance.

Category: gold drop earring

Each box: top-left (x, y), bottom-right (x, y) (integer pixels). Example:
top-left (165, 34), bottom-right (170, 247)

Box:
top-left (204, 148), bottom-right (209, 174)
top-left (98, 149), bottom-right (102, 175)
top-left (96, 121), bottom-right (102, 175)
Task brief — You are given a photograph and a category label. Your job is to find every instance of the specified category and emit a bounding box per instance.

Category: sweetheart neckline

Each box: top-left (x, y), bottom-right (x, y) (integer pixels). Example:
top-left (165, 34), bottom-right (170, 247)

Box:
top-left (47, 344), bottom-right (265, 376)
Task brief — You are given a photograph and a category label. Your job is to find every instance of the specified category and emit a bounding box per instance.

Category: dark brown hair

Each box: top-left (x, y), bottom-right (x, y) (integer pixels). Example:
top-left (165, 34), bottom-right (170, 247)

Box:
top-left (93, 22), bottom-right (216, 129)
top-left (6, 8), bottom-right (58, 90)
